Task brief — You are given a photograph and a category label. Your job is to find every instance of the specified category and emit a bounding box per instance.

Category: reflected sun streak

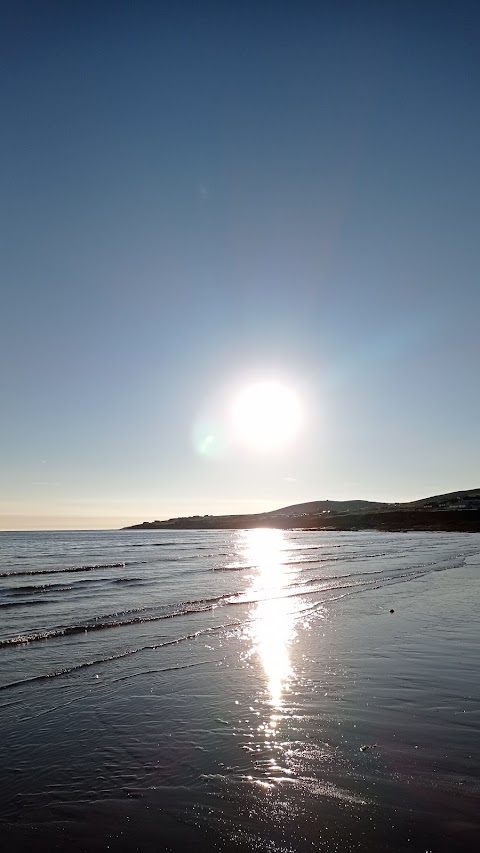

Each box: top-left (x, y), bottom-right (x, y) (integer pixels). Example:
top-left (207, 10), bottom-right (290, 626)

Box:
top-left (241, 529), bottom-right (296, 708)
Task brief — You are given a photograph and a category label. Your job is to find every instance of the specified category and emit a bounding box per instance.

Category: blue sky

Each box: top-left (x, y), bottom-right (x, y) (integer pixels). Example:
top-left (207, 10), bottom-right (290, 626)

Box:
top-left (1, 1), bottom-right (479, 529)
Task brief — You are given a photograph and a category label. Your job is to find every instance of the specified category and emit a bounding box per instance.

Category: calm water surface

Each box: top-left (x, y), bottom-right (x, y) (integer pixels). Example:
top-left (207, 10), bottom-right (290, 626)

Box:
top-left (0, 529), bottom-right (479, 851)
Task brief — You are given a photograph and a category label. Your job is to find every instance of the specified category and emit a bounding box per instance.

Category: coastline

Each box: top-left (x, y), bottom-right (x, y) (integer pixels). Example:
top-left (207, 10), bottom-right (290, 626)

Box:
top-left (124, 508), bottom-right (480, 533)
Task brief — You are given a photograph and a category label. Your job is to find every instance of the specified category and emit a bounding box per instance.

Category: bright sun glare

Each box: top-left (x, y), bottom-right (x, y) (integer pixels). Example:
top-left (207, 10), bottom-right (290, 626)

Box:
top-left (232, 381), bottom-right (302, 452)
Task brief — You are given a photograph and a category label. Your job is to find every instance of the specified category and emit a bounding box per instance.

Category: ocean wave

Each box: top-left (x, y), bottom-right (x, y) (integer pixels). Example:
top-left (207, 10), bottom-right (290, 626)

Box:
top-left (0, 589), bottom-right (240, 648)
top-left (0, 622), bottom-right (239, 692)
top-left (0, 576), bottom-right (147, 599)
top-left (0, 551), bottom-right (468, 650)
top-left (214, 551), bottom-right (389, 572)
top-left (127, 541), bottom-right (217, 549)
top-left (0, 561), bottom-right (144, 579)
top-left (0, 599), bottom-right (57, 609)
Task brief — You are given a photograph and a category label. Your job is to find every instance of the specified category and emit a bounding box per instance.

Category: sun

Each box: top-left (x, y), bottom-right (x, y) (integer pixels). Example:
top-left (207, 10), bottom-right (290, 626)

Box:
top-left (231, 381), bottom-right (302, 452)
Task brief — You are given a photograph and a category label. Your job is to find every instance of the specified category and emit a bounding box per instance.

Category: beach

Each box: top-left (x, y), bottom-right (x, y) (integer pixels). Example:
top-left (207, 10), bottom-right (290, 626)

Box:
top-left (0, 529), bottom-right (479, 851)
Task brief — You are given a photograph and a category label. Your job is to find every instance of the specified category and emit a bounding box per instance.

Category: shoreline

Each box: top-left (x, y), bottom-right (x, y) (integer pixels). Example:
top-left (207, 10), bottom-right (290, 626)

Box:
top-left (123, 508), bottom-right (480, 533)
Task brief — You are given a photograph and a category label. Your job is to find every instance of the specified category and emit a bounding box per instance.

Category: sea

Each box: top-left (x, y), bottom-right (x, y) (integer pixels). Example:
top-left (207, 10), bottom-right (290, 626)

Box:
top-left (0, 528), bottom-right (479, 852)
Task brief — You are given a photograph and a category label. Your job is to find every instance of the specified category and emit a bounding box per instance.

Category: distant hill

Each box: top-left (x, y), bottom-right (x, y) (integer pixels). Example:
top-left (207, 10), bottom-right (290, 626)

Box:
top-left (122, 488), bottom-right (480, 532)
top-left (266, 499), bottom-right (389, 517)
top-left (408, 488), bottom-right (480, 508)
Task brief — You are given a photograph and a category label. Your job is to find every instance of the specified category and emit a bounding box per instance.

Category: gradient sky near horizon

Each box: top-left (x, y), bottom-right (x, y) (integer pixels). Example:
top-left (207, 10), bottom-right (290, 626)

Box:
top-left (1, 1), bottom-right (479, 530)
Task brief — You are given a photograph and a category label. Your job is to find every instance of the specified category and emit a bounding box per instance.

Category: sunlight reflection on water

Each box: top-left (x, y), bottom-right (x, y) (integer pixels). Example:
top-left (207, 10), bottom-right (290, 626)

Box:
top-left (239, 528), bottom-right (297, 709)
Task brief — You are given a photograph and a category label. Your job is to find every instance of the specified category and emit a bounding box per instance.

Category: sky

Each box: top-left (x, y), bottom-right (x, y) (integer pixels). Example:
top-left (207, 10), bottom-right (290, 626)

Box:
top-left (1, 1), bottom-right (479, 530)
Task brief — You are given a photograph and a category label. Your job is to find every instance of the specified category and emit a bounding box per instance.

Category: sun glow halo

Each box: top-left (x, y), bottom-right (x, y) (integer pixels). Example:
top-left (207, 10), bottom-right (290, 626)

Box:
top-left (232, 381), bottom-right (302, 452)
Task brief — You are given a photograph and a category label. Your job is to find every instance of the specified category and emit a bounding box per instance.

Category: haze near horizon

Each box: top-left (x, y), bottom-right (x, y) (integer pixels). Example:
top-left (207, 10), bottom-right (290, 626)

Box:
top-left (1, 2), bottom-right (479, 530)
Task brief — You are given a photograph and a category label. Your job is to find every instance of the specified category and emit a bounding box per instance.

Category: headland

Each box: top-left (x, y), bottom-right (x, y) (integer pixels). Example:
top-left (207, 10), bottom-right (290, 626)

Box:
top-left (123, 488), bottom-right (480, 532)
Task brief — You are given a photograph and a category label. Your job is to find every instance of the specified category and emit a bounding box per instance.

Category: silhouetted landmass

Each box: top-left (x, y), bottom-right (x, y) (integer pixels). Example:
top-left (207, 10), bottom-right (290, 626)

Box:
top-left (123, 489), bottom-right (480, 532)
